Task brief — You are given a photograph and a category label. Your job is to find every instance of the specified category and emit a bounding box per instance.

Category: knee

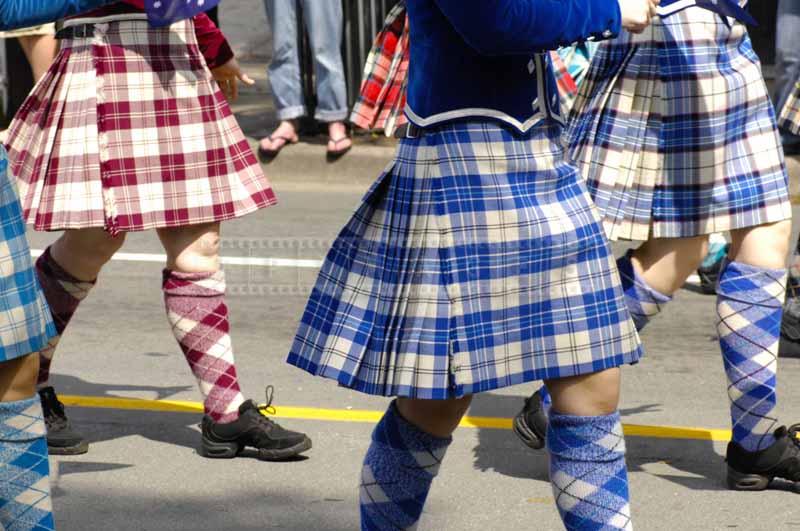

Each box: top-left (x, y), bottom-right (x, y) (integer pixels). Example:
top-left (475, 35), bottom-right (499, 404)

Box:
top-left (730, 220), bottom-right (793, 269)
top-left (0, 354), bottom-right (39, 401)
top-left (160, 224), bottom-right (221, 273)
top-left (546, 368), bottom-right (621, 417)
top-left (396, 396), bottom-right (473, 438)
top-left (766, 220), bottom-right (793, 255)
top-left (57, 229), bottom-right (126, 267)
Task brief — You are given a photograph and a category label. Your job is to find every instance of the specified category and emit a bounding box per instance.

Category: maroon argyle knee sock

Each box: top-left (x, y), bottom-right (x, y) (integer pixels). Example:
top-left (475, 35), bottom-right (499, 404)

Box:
top-left (162, 269), bottom-right (246, 423)
top-left (34, 247), bottom-right (96, 384)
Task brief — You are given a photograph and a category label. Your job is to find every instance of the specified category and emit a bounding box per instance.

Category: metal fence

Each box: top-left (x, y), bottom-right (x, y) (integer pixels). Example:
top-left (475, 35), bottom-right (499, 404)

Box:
top-left (341, 0), bottom-right (398, 105)
top-left (296, 0), bottom-right (398, 121)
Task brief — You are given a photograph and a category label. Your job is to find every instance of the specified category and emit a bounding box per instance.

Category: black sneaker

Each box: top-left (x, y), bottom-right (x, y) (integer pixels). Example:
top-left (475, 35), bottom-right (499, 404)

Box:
top-left (779, 296), bottom-right (800, 358)
top-left (38, 386), bottom-right (89, 455)
top-left (512, 390), bottom-right (548, 450)
top-left (201, 387), bottom-right (311, 461)
top-left (726, 425), bottom-right (800, 490)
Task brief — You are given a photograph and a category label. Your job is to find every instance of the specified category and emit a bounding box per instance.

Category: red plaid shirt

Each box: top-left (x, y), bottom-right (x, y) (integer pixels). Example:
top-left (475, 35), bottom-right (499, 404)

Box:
top-left (350, 3), bottom-right (409, 137)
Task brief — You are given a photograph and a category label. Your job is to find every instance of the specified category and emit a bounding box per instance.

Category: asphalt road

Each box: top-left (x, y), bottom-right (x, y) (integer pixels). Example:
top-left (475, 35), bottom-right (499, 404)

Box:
top-left (24, 182), bottom-right (800, 531)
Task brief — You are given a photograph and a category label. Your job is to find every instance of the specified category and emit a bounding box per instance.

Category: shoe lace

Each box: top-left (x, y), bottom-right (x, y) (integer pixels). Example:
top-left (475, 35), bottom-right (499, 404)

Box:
top-left (257, 386), bottom-right (278, 420)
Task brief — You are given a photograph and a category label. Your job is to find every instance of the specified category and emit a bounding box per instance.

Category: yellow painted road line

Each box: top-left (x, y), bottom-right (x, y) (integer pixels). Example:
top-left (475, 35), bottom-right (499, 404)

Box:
top-left (59, 395), bottom-right (732, 442)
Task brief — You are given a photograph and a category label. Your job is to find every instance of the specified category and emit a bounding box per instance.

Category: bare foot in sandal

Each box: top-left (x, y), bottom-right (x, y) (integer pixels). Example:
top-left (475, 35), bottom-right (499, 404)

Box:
top-left (258, 120), bottom-right (299, 160)
top-left (327, 121), bottom-right (352, 161)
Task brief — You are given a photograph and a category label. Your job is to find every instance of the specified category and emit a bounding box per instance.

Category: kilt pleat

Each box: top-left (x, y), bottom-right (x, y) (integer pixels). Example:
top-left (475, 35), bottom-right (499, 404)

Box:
top-left (5, 18), bottom-right (275, 234)
top-left (0, 148), bottom-right (57, 362)
top-left (567, 8), bottom-right (791, 240)
top-left (288, 121), bottom-right (642, 399)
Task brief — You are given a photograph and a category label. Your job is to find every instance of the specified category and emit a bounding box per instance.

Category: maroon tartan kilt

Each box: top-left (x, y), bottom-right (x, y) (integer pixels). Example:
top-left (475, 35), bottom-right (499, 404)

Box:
top-left (4, 16), bottom-right (276, 234)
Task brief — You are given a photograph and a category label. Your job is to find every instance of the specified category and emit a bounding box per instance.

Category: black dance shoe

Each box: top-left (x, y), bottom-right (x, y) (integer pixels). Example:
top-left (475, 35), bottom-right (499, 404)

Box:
top-left (38, 386), bottom-right (89, 455)
top-left (201, 387), bottom-right (311, 461)
top-left (512, 389), bottom-right (549, 450)
top-left (780, 296), bottom-right (800, 358)
top-left (726, 425), bottom-right (800, 491)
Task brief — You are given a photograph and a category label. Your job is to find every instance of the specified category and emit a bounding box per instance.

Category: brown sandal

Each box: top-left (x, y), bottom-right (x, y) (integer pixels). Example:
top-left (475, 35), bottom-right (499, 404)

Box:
top-left (326, 136), bottom-right (352, 161)
top-left (258, 134), bottom-right (299, 160)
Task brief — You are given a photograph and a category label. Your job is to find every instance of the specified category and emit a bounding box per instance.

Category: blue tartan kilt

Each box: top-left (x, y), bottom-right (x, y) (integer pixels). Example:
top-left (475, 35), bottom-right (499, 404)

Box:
top-left (0, 147), bottom-right (56, 362)
top-left (287, 120), bottom-right (642, 399)
top-left (566, 7), bottom-right (791, 241)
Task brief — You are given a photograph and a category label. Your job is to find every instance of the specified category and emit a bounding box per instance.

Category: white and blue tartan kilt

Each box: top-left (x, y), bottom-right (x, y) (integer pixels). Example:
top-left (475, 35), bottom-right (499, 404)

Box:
top-left (0, 147), bottom-right (56, 362)
top-left (566, 7), bottom-right (791, 241)
top-left (287, 121), bottom-right (642, 399)
top-left (779, 80), bottom-right (800, 136)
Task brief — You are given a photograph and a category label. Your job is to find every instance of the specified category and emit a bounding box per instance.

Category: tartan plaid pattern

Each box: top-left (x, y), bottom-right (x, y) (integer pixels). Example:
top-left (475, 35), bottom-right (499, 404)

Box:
top-left (616, 250), bottom-right (671, 332)
top-left (550, 44), bottom-right (598, 114)
top-left (566, 8), bottom-right (791, 241)
top-left (288, 121), bottom-right (642, 399)
top-left (360, 401), bottom-right (449, 530)
top-left (547, 411), bottom-right (632, 531)
top-left (717, 260), bottom-right (786, 452)
top-left (0, 149), bottom-right (56, 363)
top-left (0, 397), bottom-right (54, 531)
top-left (5, 18), bottom-right (276, 235)
top-left (349, 3), bottom-right (409, 137)
top-left (779, 80), bottom-right (800, 136)
top-left (34, 247), bottom-right (96, 384)
top-left (163, 269), bottom-right (245, 423)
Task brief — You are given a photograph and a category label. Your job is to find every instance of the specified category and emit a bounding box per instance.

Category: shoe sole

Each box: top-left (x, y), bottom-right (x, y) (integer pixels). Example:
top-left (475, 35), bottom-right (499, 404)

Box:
top-left (512, 413), bottom-right (545, 450)
top-left (48, 441), bottom-right (89, 456)
top-left (200, 436), bottom-right (312, 461)
top-left (726, 465), bottom-right (772, 491)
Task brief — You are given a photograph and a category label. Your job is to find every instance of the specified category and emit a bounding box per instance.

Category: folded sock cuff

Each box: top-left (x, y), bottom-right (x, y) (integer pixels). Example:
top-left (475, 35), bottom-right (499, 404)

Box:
top-left (547, 410), bottom-right (625, 462)
top-left (0, 396), bottom-right (45, 442)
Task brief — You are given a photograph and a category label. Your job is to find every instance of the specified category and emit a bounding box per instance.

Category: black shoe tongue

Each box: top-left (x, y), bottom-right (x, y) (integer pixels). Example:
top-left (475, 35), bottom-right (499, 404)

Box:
top-left (238, 400), bottom-right (258, 414)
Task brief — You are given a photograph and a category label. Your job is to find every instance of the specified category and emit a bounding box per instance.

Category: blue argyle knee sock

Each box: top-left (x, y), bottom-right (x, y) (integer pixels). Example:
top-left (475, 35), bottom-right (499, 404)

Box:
top-left (547, 411), bottom-right (632, 531)
top-left (717, 259), bottom-right (786, 452)
top-left (617, 250), bottom-right (672, 332)
top-left (0, 396), bottom-right (54, 531)
top-left (359, 401), bottom-right (451, 530)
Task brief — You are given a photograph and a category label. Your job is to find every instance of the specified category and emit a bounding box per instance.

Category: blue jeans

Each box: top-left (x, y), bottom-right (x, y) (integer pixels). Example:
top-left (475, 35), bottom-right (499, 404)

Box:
top-left (775, 0), bottom-right (800, 137)
top-left (263, 0), bottom-right (348, 123)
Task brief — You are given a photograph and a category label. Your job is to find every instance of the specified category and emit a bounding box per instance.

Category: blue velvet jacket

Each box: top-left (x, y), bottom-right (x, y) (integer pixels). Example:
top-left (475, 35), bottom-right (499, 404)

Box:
top-left (405, 0), bottom-right (621, 133)
top-left (0, 0), bottom-right (114, 31)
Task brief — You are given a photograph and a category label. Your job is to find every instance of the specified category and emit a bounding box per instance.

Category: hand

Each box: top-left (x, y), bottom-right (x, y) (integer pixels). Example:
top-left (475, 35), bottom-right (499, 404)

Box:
top-left (211, 58), bottom-right (255, 102)
top-left (618, 0), bottom-right (659, 34)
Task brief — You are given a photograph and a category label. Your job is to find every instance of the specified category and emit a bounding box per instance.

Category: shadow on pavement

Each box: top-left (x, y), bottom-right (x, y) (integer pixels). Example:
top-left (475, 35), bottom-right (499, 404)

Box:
top-left (51, 371), bottom-right (194, 401)
top-left (55, 488), bottom-right (356, 531)
top-left (49, 374), bottom-right (205, 453)
top-left (469, 392), bottom-right (732, 492)
top-left (49, 375), bottom-right (312, 461)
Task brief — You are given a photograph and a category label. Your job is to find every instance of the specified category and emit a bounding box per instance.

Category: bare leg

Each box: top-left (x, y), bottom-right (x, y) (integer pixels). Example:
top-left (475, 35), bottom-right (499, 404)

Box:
top-left (17, 34), bottom-right (58, 82)
top-left (729, 220), bottom-right (791, 270)
top-left (37, 228), bottom-right (124, 385)
top-left (50, 227), bottom-right (126, 282)
top-left (395, 395), bottom-right (473, 438)
top-left (631, 235), bottom-right (709, 296)
top-left (157, 222), bottom-right (247, 421)
top-left (0, 354), bottom-right (38, 402)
